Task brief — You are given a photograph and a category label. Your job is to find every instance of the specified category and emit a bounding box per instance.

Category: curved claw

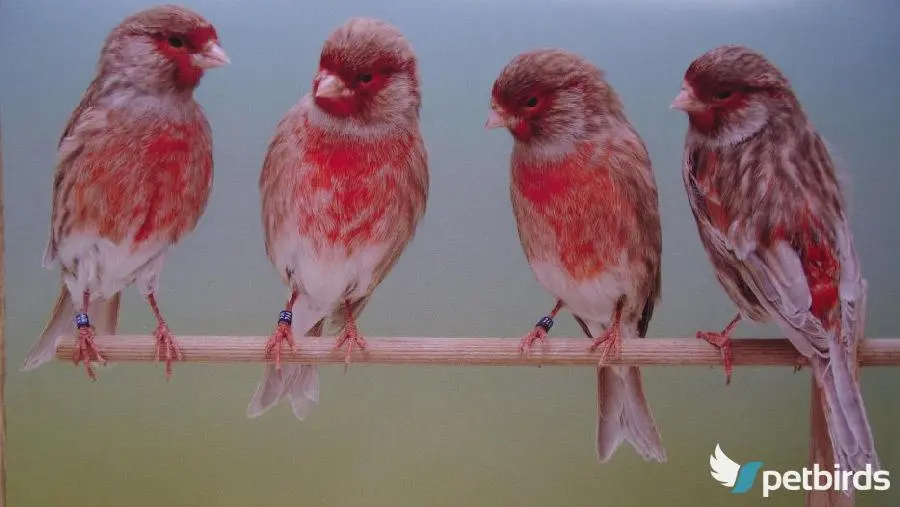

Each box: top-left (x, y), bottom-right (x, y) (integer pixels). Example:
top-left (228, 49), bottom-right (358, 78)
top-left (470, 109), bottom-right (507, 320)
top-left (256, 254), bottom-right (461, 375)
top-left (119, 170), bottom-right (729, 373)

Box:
top-left (154, 324), bottom-right (183, 381)
top-left (73, 326), bottom-right (105, 381)
top-left (264, 322), bottom-right (295, 371)
top-left (519, 327), bottom-right (548, 354)
top-left (589, 325), bottom-right (622, 366)
top-left (697, 330), bottom-right (734, 385)
top-left (334, 324), bottom-right (367, 372)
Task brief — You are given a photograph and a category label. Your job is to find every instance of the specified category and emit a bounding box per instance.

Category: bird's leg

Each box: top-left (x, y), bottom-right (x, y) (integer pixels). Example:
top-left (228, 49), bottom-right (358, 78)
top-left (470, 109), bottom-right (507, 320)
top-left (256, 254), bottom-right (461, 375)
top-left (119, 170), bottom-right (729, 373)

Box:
top-left (334, 299), bottom-right (367, 367)
top-left (72, 290), bottom-right (105, 380)
top-left (265, 291), bottom-right (298, 371)
top-left (588, 307), bottom-right (623, 365)
top-left (696, 313), bottom-right (742, 385)
top-left (147, 293), bottom-right (183, 381)
top-left (519, 299), bottom-right (563, 354)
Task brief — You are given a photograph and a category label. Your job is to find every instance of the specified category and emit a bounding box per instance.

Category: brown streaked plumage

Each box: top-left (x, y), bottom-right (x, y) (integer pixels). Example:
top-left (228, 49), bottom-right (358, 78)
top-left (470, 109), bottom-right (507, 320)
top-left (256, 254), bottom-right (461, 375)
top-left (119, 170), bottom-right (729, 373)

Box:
top-left (488, 49), bottom-right (665, 463)
top-left (673, 44), bottom-right (878, 475)
top-left (24, 4), bottom-right (229, 380)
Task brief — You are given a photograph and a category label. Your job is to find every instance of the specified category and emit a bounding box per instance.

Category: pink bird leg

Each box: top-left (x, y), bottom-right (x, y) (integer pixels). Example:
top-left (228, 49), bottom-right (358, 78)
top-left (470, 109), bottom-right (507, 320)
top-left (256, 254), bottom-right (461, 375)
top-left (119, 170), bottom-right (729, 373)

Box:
top-left (588, 306), bottom-right (623, 365)
top-left (72, 291), bottom-right (105, 380)
top-left (334, 299), bottom-right (367, 367)
top-left (265, 291), bottom-right (299, 371)
top-left (696, 313), bottom-right (742, 385)
top-left (147, 293), bottom-right (183, 381)
top-left (519, 299), bottom-right (564, 354)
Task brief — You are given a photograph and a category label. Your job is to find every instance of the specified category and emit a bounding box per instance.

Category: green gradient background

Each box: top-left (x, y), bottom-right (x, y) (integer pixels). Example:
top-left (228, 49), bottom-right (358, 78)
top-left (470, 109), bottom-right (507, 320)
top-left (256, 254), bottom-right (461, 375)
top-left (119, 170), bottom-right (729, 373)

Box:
top-left (1, 0), bottom-right (898, 505)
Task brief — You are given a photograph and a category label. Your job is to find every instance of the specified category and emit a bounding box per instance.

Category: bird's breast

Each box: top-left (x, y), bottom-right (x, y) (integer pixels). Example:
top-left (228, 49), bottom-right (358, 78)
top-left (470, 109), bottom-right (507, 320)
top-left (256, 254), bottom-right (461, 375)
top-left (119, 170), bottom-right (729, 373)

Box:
top-left (61, 116), bottom-right (213, 250)
top-left (511, 145), bottom-right (632, 283)
top-left (130, 122), bottom-right (213, 245)
top-left (293, 129), bottom-right (421, 256)
top-left (692, 149), bottom-right (732, 233)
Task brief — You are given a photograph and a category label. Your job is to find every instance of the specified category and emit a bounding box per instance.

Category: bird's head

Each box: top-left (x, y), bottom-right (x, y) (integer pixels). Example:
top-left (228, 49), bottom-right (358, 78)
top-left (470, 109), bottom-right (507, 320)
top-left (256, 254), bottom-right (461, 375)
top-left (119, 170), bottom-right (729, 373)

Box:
top-left (313, 17), bottom-right (420, 125)
top-left (99, 5), bottom-right (229, 93)
top-left (487, 48), bottom-right (622, 147)
top-left (671, 45), bottom-right (794, 145)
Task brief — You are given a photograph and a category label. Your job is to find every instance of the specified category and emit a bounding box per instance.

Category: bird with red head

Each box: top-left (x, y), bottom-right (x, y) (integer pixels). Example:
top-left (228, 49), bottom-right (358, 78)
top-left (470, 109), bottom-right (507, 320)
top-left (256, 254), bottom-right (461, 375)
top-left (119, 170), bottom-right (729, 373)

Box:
top-left (25, 4), bottom-right (229, 380)
top-left (488, 49), bottom-right (666, 464)
top-left (672, 44), bottom-right (879, 475)
top-left (248, 18), bottom-right (428, 420)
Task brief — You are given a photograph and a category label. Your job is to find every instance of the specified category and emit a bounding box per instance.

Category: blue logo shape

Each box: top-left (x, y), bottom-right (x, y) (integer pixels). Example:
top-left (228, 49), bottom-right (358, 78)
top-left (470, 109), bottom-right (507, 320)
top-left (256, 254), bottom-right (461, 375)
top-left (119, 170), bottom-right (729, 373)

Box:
top-left (731, 461), bottom-right (764, 494)
top-left (710, 444), bottom-right (765, 495)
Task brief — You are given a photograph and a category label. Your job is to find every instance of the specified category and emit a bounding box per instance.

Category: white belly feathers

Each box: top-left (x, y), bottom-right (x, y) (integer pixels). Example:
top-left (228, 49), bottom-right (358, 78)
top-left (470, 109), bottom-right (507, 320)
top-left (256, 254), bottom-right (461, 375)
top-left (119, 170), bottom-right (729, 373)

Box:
top-left (271, 228), bottom-right (390, 310)
top-left (48, 230), bottom-right (170, 302)
top-left (528, 252), bottom-right (637, 330)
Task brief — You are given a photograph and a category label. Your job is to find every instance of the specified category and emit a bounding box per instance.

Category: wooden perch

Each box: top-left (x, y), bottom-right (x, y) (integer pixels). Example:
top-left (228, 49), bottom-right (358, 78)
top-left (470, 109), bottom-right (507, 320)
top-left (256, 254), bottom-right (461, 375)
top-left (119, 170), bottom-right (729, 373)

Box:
top-left (55, 336), bottom-right (900, 366)
top-left (0, 110), bottom-right (7, 507)
top-left (47, 334), bottom-right (900, 507)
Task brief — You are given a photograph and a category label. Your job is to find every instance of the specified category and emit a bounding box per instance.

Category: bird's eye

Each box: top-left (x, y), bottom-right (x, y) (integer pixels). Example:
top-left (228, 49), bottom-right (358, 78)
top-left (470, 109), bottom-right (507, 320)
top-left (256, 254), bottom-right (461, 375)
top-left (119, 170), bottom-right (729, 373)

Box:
top-left (358, 73), bottom-right (373, 84)
top-left (715, 90), bottom-right (733, 100)
top-left (525, 96), bottom-right (539, 108)
top-left (168, 36), bottom-right (185, 48)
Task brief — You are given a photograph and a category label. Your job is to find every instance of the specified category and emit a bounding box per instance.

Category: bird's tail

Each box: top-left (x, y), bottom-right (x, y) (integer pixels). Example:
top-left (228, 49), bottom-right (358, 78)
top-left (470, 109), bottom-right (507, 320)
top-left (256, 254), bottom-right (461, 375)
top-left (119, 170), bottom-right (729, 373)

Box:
top-left (792, 274), bottom-right (878, 475)
top-left (246, 319), bottom-right (323, 420)
top-left (595, 365), bottom-right (666, 463)
top-left (811, 341), bottom-right (879, 473)
top-left (22, 285), bottom-right (120, 371)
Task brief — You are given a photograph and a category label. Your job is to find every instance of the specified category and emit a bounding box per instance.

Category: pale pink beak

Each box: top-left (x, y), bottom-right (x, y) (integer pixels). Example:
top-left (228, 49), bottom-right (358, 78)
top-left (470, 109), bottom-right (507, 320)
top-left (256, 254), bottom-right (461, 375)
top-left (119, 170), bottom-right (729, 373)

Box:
top-left (670, 87), bottom-right (703, 112)
top-left (315, 73), bottom-right (348, 99)
top-left (192, 41), bottom-right (230, 69)
top-left (485, 108), bottom-right (508, 129)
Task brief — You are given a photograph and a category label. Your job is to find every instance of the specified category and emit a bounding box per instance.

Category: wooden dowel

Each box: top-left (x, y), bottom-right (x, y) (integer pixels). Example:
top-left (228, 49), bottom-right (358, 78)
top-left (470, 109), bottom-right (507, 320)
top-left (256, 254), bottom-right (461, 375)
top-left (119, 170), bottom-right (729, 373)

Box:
top-left (53, 336), bottom-right (900, 367)
top-left (0, 110), bottom-right (8, 507)
top-left (807, 380), bottom-right (854, 507)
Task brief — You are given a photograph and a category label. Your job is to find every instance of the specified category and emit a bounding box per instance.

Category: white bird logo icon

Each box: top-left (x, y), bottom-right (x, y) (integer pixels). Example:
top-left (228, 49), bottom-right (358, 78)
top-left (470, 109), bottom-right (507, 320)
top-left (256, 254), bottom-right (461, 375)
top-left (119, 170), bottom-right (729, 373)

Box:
top-left (710, 443), bottom-right (741, 488)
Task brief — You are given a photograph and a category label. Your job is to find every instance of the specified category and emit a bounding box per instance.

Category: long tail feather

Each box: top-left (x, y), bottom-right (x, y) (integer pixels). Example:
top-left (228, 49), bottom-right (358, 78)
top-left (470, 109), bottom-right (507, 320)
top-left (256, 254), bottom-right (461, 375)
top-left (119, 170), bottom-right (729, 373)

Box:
top-left (22, 286), bottom-right (120, 371)
top-left (812, 345), bottom-right (879, 473)
top-left (247, 319), bottom-right (323, 420)
top-left (596, 366), bottom-right (666, 463)
top-left (810, 274), bottom-right (878, 474)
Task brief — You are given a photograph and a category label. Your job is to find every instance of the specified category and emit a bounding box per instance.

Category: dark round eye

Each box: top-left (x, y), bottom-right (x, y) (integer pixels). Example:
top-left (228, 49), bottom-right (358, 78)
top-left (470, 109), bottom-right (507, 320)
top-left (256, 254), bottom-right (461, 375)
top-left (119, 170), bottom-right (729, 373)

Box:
top-left (358, 73), bottom-right (373, 84)
top-left (715, 90), bottom-right (733, 100)
top-left (168, 36), bottom-right (185, 48)
top-left (525, 96), bottom-right (539, 108)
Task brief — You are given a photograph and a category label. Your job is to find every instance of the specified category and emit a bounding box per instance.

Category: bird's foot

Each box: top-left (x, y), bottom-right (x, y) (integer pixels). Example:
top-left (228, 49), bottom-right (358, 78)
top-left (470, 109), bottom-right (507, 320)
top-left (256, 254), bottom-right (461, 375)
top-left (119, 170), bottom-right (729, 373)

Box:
top-left (589, 324), bottom-right (622, 365)
top-left (334, 322), bottom-right (367, 370)
top-left (697, 329), bottom-right (734, 385)
top-left (519, 316), bottom-right (554, 354)
top-left (519, 327), bottom-right (547, 354)
top-left (265, 311), bottom-right (296, 371)
top-left (153, 322), bottom-right (183, 381)
top-left (72, 314), bottom-right (105, 380)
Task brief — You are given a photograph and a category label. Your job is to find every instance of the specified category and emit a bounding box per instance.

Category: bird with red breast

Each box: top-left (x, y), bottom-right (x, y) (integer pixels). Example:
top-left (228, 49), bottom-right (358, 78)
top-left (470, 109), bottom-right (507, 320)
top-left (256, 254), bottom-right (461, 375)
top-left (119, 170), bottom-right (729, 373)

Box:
top-left (248, 18), bottom-right (428, 420)
top-left (24, 4), bottom-right (230, 380)
top-left (487, 49), bottom-right (666, 463)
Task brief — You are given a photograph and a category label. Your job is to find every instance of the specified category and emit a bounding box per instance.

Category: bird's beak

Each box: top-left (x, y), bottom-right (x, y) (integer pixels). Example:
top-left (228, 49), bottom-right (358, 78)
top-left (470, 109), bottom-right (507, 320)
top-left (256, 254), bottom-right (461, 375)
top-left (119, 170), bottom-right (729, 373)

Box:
top-left (670, 87), bottom-right (702, 112)
top-left (315, 73), bottom-right (348, 99)
top-left (193, 41), bottom-right (230, 69)
top-left (485, 108), bottom-right (509, 129)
